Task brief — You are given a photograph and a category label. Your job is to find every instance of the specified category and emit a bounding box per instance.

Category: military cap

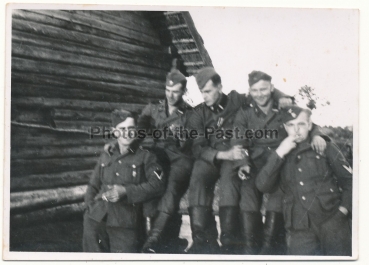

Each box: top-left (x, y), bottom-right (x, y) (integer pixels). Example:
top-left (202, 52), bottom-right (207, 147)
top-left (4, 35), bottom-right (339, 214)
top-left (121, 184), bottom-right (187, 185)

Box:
top-left (248, 70), bottom-right (272, 87)
top-left (195, 67), bottom-right (218, 89)
top-left (166, 69), bottom-right (187, 87)
top-left (281, 105), bottom-right (307, 123)
top-left (111, 109), bottom-right (134, 127)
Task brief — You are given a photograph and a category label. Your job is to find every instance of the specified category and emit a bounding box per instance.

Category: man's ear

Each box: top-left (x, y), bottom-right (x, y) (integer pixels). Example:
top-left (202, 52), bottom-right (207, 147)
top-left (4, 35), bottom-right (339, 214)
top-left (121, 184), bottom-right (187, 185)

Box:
top-left (308, 120), bottom-right (313, 131)
top-left (270, 83), bottom-right (275, 92)
top-left (217, 83), bottom-right (223, 93)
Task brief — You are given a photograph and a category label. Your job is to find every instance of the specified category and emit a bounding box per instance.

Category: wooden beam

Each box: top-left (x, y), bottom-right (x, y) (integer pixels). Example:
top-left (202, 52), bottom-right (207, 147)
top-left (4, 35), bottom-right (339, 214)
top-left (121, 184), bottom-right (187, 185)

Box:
top-left (177, 48), bottom-right (199, 54)
top-left (10, 185), bottom-right (87, 213)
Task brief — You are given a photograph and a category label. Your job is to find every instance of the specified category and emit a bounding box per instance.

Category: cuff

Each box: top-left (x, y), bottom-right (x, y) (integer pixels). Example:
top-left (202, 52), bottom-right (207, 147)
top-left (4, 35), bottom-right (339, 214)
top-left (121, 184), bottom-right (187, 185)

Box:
top-left (201, 148), bottom-right (219, 165)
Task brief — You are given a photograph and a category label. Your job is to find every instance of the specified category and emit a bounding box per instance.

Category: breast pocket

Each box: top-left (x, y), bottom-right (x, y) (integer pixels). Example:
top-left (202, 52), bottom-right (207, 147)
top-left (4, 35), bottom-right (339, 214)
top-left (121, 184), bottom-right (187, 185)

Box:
top-left (122, 162), bottom-right (145, 185)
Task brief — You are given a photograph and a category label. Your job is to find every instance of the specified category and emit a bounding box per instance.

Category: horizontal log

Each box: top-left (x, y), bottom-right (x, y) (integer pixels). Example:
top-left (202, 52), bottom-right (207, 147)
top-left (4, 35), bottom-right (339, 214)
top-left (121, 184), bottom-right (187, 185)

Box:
top-left (11, 157), bottom-right (98, 176)
top-left (88, 10), bottom-right (158, 37)
top-left (53, 120), bottom-right (111, 132)
top-left (12, 42), bottom-right (167, 80)
top-left (12, 10), bottom-right (164, 54)
top-left (12, 97), bottom-right (146, 112)
top-left (11, 83), bottom-right (157, 104)
top-left (28, 10), bottom-right (161, 46)
top-left (12, 57), bottom-right (165, 90)
top-left (11, 125), bottom-right (109, 147)
top-left (12, 71), bottom-right (165, 99)
top-left (50, 109), bottom-right (111, 122)
top-left (10, 202), bottom-right (85, 228)
top-left (12, 18), bottom-right (167, 58)
top-left (11, 145), bottom-right (103, 160)
top-left (11, 108), bottom-right (54, 127)
top-left (12, 30), bottom-right (171, 70)
top-left (10, 185), bottom-right (87, 213)
top-left (11, 170), bottom-right (93, 192)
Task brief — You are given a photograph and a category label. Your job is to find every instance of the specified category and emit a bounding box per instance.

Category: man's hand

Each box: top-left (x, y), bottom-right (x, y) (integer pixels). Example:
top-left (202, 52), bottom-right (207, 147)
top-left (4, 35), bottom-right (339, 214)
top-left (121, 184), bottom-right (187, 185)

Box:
top-left (216, 145), bottom-right (247, 161)
top-left (276, 136), bottom-right (297, 158)
top-left (278, 98), bottom-right (293, 109)
top-left (311, 135), bottom-right (326, 155)
top-left (238, 165), bottom-right (251, 180)
top-left (102, 185), bottom-right (127, 203)
top-left (103, 141), bottom-right (116, 156)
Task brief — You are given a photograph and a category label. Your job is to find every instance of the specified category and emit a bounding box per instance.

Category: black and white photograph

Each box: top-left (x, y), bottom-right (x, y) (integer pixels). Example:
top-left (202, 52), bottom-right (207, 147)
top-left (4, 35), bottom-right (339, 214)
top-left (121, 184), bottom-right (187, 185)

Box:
top-left (3, 1), bottom-right (360, 261)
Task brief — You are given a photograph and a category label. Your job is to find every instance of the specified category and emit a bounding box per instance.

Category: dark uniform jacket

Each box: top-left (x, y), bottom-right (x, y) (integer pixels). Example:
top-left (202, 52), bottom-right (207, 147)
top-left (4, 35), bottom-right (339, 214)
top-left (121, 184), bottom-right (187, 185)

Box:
top-left (188, 89), bottom-right (287, 166)
top-left (256, 137), bottom-right (353, 230)
top-left (137, 98), bottom-right (193, 157)
top-left (231, 97), bottom-right (324, 171)
top-left (84, 142), bottom-right (165, 228)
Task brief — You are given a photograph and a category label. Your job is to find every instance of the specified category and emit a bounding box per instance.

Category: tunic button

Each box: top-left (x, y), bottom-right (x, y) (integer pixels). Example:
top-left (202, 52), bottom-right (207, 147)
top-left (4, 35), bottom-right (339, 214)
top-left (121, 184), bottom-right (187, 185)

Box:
top-left (330, 188), bottom-right (334, 192)
top-left (118, 160), bottom-right (121, 164)
top-left (267, 147), bottom-right (271, 150)
top-left (101, 163), bottom-right (105, 167)
top-left (116, 172), bottom-right (119, 176)
top-left (298, 168), bottom-right (302, 172)
top-left (316, 155), bottom-right (320, 159)
top-left (132, 164), bottom-right (136, 168)
top-left (223, 136), bottom-right (227, 139)
top-left (300, 181), bottom-right (304, 186)
top-left (302, 196), bottom-right (306, 200)
top-left (297, 155), bottom-right (301, 159)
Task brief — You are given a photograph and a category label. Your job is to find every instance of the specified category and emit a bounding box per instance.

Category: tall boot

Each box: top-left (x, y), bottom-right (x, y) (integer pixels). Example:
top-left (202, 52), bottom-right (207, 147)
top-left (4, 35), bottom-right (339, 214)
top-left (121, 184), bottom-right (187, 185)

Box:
top-left (240, 211), bottom-right (263, 255)
top-left (259, 211), bottom-right (286, 255)
top-left (219, 206), bottom-right (242, 254)
top-left (142, 212), bottom-right (170, 253)
top-left (187, 206), bottom-right (220, 254)
top-left (159, 212), bottom-right (188, 253)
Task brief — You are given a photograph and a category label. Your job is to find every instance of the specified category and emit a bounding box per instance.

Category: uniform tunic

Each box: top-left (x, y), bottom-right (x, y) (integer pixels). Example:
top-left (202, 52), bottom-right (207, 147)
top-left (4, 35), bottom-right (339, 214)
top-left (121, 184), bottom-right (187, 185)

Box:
top-left (83, 143), bottom-right (165, 253)
top-left (137, 98), bottom-right (194, 214)
top-left (187, 89), bottom-right (287, 208)
top-left (256, 138), bottom-right (352, 255)
top-left (229, 97), bottom-right (324, 212)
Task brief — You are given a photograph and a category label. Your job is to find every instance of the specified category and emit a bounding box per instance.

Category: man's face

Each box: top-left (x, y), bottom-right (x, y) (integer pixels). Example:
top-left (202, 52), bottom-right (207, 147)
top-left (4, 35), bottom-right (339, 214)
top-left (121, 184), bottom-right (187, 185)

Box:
top-left (249, 80), bottom-right (274, 107)
top-left (284, 112), bottom-right (313, 143)
top-left (114, 117), bottom-right (136, 146)
top-left (165, 83), bottom-right (184, 106)
top-left (200, 79), bottom-right (222, 106)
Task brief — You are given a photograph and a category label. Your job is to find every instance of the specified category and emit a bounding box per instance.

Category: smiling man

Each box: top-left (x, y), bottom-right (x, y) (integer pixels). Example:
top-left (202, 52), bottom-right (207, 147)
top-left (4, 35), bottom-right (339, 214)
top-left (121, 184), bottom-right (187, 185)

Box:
top-left (186, 67), bottom-right (293, 254)
top-left (256, 106), bottom-right (352, 256)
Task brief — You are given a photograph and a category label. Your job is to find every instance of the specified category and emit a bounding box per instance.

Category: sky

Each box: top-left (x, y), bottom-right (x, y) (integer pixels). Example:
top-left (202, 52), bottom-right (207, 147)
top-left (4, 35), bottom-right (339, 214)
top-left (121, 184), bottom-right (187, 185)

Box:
top-left (188, 7), bottom-right (358, 127)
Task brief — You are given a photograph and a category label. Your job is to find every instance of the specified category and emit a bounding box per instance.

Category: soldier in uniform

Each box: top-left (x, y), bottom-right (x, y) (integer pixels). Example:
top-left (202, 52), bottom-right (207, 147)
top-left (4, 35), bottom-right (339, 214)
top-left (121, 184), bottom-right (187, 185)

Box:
top-left (256, 106), bottom-right (352, 256)
top-left (105, 69), bottom-right (193, 253)
top-left (229, 71), bottom-right (327, 254)
top-left (186, 67), bottom-right (292, 254)
top-left (83, 109), bottom-right (165, 253)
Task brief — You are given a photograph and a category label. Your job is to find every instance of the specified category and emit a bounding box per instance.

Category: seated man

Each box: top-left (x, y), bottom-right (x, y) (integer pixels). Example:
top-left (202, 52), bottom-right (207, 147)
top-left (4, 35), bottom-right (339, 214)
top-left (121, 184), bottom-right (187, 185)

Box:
top-left (256, 106), bottom-right (352, 256)
top-left (83, 109), bottom-right (166, 253)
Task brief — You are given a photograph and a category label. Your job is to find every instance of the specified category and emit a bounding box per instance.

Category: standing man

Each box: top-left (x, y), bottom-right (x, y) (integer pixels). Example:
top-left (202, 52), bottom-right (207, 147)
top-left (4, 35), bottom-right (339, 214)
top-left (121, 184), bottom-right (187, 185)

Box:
top-left (256, 106), bottom-right (352, 256)
top-left (83, 109), bottom-right (165, 253)
top-left (186, 67), bottom-right (292, 254)
top-left (105, 69), bottom-right (193, 253)
top-left (228, 71), bottom-right (327, 254)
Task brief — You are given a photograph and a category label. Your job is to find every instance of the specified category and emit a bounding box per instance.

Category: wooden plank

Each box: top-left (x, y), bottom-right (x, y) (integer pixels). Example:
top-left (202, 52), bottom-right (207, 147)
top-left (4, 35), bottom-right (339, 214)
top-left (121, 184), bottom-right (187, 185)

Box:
top-left (12, 97), bottom-right (146, 112)
top-left (10, 202), bottom-right (85, 227)
top-left (12, 42), bottom-right (167, 80)
top-left (11, 145), bottom-right (103, 160)
top-left (12, 57), bottom-right (166, 90)
top-left (11, 170), bottom-right (93, 192)
top-left (11, 72), bottom-right (165, 99)
top-left (10, 185), bottom-right (87, 213)
top-left (11, 157), bottom-right (98, 176)
top-left (11, 83), bottom-right (160, 103)
top-left (12, 10), bottom-right (163, 51)
top-left (50, 109), bottom-right (111, 122)
top-left (12, 17), bottom-right (167, 57)
top-left (12, 30), bottom-right (171, 70)
top-left (53, 120), bottom-right (112, 132)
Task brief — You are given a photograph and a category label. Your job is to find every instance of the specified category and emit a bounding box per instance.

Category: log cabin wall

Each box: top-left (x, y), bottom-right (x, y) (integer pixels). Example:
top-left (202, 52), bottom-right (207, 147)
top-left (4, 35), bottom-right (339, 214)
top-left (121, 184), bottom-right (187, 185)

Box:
top-left (10, 10), bottom-right (172, 227)
top-left (10, 10), bottom-right (213, 230)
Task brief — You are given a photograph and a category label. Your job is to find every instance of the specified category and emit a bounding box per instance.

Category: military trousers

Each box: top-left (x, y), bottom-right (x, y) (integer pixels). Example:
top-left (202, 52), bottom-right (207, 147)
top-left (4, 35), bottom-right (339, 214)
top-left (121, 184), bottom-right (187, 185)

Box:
top-left (286, 210), bottom-right (352, 256)
top-left (188, 159), bottom-right (236, 207)
top-left (82, 213), bottom-right (143, 253)
top-left (156, 148), bottom-right (194, 214)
